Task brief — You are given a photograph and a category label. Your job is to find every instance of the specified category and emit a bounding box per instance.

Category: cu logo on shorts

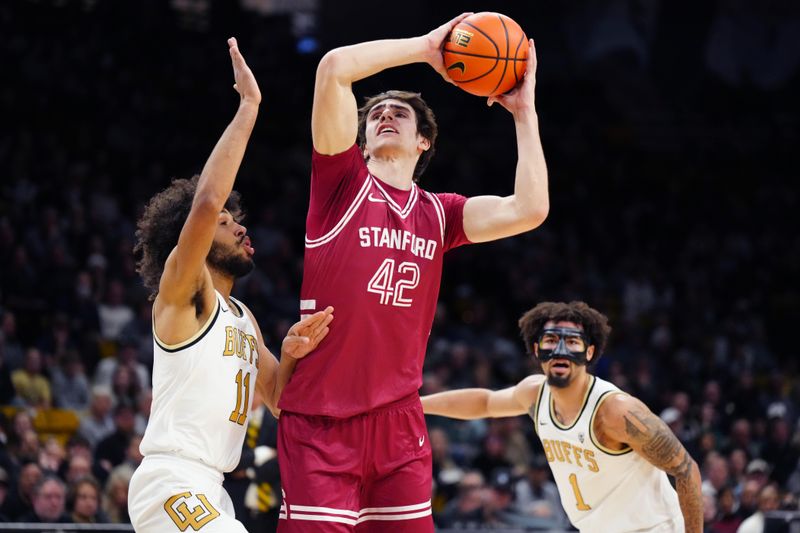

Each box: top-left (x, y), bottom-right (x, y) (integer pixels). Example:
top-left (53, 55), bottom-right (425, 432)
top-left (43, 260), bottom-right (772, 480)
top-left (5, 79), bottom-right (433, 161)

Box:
top-left (164, 492), bottom-right (220, 531)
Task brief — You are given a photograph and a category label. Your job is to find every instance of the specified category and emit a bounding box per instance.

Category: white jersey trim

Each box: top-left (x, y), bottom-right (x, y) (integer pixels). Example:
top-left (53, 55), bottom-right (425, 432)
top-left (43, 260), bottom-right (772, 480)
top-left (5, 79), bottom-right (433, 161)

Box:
top-left (370, 178), bottom-right (419, 219)
top-left (281, 500), bottom-right (432, 526)
top-left (305, 175), bottom-right (372, 248)
top-left (589, 390), bottom-right (633, 455)
top-left (549, 375), bottom-right (596, 430)
top-left (152, 297), bottom-right (220, 353)
top-left (423, 190), bottom-right (446, 245)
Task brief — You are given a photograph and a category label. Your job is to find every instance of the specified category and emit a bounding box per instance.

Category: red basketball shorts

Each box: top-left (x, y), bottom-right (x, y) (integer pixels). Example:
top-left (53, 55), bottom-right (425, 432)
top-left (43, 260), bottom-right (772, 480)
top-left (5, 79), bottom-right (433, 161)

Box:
top-left (277, 394), bottom-right (433, 532)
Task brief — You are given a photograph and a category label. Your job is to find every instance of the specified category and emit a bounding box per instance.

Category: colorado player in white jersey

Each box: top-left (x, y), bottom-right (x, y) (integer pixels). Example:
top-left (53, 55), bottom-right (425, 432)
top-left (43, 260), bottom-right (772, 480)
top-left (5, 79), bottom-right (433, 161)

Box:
top-left (129, 38), bottom-right (333, 533)
top-left (423, 301), bottom-right (703, 532)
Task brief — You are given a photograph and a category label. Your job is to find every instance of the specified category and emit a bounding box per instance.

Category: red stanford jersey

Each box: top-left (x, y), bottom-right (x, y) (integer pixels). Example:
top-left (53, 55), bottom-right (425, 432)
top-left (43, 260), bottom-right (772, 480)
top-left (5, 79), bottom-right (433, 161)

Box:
top-left (279, 145), bottom-right (470, 417)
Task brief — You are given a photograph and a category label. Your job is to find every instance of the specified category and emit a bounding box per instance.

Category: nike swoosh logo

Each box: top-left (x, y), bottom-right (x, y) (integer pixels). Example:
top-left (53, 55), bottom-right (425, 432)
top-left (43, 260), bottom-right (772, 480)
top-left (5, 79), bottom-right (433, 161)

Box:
top-left (447, 62), bottom-right (465, 74)
top-left (220, 307), bottom-right (229, 313)
top-left (419, 436), bottom-right (425, 447)
top-left (367, 194), bottom-right (388, 203)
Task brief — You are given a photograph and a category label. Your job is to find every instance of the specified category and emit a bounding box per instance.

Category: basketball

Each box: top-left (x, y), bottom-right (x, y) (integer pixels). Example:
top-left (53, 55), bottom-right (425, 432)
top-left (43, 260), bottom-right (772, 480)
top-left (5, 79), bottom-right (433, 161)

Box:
top-left (443, 12), bottom-right (529, 97)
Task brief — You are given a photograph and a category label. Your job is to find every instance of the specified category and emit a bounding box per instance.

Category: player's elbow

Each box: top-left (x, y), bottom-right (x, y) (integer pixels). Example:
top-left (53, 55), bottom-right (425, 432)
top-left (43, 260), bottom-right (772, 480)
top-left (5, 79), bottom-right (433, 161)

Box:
top-left (316, 49), bottom-right (350, 84)
top-left (517, 200), bottom-right (549, 232)
top-left (192, 191), bottom-right (227, 215)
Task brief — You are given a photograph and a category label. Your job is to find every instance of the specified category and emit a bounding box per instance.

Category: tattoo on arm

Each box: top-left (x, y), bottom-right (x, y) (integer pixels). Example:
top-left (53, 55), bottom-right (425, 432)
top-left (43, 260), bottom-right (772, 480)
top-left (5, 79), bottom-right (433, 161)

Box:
top-left (623, 410), bottom-right (691, 478)
top-left (623, 407), bottom-right (703, 532)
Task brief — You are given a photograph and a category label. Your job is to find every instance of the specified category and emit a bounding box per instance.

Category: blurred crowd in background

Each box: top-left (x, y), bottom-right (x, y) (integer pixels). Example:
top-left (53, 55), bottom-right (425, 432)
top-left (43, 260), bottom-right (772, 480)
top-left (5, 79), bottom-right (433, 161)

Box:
top-left (1, 0), bottom-right (799, 530)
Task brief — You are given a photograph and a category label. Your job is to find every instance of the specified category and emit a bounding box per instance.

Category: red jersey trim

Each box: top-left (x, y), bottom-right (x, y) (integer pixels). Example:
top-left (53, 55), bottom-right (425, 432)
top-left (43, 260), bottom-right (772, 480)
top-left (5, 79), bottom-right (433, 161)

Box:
top-left (305, 175), bottom-right (372, 248)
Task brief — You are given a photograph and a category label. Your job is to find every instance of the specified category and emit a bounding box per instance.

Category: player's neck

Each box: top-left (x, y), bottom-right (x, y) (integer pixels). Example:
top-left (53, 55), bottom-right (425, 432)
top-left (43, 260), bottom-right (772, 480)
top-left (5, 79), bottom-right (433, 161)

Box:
top-left (550, 372), bottom-right (593, 412)
top-left (367, 156), bottom-right (415, 191)
top-left (208, 268), bottom-right (235, 300)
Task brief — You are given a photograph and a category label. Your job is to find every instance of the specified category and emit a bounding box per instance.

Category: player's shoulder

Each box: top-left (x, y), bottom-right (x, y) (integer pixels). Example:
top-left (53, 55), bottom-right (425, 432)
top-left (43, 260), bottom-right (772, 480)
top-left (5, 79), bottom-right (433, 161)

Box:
top-left (595, 389), bottom-right (649, 426)
top-left (514, 374), bottom-right (545, 407)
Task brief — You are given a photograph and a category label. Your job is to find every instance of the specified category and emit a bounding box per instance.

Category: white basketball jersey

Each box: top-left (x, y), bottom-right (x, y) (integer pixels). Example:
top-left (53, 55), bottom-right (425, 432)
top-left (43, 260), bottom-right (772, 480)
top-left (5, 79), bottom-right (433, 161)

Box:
top-left (140, 291), bottom-right (259, 473)
top-left (532, 376), bottom-right (683, 533)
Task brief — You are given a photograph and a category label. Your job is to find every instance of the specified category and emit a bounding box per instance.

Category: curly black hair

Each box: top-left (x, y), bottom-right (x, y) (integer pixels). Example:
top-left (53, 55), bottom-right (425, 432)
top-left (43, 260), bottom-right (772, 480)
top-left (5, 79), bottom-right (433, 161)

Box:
top-left (133, 175), bottom-right (243, 300)
top-left (518, 301), bottom-right (613, 366)
top-left (357, 90), bottom-right (438, 182)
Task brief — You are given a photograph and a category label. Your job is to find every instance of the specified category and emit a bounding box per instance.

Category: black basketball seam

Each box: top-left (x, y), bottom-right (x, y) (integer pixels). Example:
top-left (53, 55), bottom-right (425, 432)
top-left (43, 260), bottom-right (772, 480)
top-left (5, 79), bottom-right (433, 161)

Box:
top-left (490, 14), bottom-right (511, 96)
top-left (513, 32), bottom-right (526, 84)
top-left (445, 20), bottom-right (500, 84)
top-left (462, 20), bottom-right (500, 56)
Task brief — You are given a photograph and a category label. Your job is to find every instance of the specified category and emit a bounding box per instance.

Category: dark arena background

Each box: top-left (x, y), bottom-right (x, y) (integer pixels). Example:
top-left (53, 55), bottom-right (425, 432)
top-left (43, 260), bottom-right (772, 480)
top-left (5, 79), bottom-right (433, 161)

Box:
top-left (1, 1), bottom-right (799, 531)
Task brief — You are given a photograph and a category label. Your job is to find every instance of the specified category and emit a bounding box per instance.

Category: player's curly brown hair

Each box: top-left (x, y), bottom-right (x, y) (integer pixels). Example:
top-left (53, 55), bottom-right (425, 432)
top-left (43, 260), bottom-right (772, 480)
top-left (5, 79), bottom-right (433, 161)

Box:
top-left (357, 90), bottom-right (438, 182)
top-left (133, 175), bottom-right (243, 300)
top-left (518, 301), bottom-right (613, 365)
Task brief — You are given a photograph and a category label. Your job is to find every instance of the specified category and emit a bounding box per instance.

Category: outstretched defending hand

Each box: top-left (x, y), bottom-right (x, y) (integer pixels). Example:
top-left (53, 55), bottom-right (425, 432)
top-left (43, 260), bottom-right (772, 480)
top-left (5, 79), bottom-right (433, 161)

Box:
top-left (228, 37), bottom-right (261, 105)
top-left (281, 306), bottom-right (334, 360)
top-left (424, 13), bottom-right (474, 85)
top-left (487, 39), bottom-right (537, 115)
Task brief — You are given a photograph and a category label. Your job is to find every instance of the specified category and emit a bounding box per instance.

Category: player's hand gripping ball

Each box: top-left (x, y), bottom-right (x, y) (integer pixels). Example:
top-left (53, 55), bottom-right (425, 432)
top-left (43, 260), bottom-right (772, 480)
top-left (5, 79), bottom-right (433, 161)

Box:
top-left (443, 12), bottom-right (529, 97)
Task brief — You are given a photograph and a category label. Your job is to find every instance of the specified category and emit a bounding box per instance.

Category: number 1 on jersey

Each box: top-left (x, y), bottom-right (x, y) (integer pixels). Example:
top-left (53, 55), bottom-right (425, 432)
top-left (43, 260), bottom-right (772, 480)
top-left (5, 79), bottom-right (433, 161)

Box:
top-left (229, 369), bottom-right (250, 425)
top-left (367, 258), bottom-right (420, 307)
top-left (568, 473), bottom-right (591, 511)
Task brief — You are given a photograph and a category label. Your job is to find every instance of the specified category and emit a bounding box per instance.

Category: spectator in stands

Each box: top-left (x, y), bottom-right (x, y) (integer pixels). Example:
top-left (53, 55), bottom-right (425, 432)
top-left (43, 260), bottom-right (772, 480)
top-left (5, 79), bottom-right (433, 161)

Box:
top-left (63, 454), bottom-right (93, 485)
top-left (102, 468), bottom-right (131, 523)
top-left (93, 339), bottom-right (149, 391)
top-left (472, 433), bottom-right (513, 481)
top-left (0, 311), bottom-right (25, 371)
top-left (95, 403), bottom-right (135, 480)
top-left (11, 348), bottom-right (52, 408)
top-left (51, 351), bottom-right (91, 411)
top-left (514, 455), bottom-right (568, 527)
top-left (0, 351), bottom-right (14, 405)
top-left (108, 434), bottom-right (142, 486)
top-left (77, 385), bottom-right (114, 449)
top-left (97, 279), bottom-right (134, 343)
top-left (703, 451), bottom-right (732, 497)
top-left (68, 475), bottom-right (109, 523)
top-left (744, 459), bottom-right (771, 493)
top-left (37, 437), bottom-right (66, 475)
top-left (0, 467), bottom-right (10, 522)
top-left (737, 483), bottom-right (779, 533)
top-left (108, 364), bottom-right (142, 408)
top-left (133, 389), bottom-right (152, 435)
top-left (437, 470), bottom-right (488, 529)
top-left (2, 461), bottom-right (41, 520)
top-left (429, 426), bottom-right (463, 511)
top-left (711, 484), bottom-right (743, 533)
top-left (20, 475), bottom-right (70, 523)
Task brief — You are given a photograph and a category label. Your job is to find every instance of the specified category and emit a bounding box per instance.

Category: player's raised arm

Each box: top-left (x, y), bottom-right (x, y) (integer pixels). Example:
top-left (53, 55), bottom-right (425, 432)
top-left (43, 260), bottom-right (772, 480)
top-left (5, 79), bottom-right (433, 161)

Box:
top-left (158, 38), bottom-right (261, 308)
top-left (311, 13), bottom-right (472, 155)
top-left (422, 375), bottom-right (543, 420)
top-left (598, 394), bottom-right (703, 533)
top-left (462, 40), bottom-right (549, 243)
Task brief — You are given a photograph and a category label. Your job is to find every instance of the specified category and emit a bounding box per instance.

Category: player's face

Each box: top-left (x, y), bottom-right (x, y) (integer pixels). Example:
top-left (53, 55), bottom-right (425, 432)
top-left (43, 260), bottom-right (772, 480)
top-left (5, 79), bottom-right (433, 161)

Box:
top-left (364, 99), bottom-right (430, 160)
top-left (535, 320), bottom-right (593, 388)
top-left (208, 210), bottom-right (254, 278)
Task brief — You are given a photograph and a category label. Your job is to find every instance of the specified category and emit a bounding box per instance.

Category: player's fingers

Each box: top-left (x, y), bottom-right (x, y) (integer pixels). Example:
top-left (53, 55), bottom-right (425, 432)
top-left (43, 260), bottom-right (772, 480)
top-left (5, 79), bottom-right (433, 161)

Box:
top-left (310, 315), bottom-right (333, 339)
top-left (313, 327), bottom-right (330, 344)
top-left (451, 12), bottom-right (474, 27)
top-left (284, 336), bottom-right (311, 348)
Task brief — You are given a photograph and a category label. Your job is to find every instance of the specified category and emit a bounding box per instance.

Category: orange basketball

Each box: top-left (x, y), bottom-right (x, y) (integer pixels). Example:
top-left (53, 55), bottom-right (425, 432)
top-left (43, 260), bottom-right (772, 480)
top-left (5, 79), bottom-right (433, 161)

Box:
top-left (443, 12), bottom-right (529, 97)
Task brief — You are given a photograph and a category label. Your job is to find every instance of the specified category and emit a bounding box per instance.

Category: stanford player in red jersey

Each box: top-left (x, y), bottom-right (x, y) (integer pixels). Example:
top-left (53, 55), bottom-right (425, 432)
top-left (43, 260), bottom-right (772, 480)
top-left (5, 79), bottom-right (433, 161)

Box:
top-left (277, 14), bottom-right (549, 532)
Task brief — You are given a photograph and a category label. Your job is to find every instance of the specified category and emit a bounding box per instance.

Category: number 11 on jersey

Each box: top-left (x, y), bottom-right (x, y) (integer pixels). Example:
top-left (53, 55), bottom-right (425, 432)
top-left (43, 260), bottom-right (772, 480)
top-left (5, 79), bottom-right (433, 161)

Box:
top-left (367, 258), bottom-right (420, 307)
top-left (229, 369), bottom-right (250, 425)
